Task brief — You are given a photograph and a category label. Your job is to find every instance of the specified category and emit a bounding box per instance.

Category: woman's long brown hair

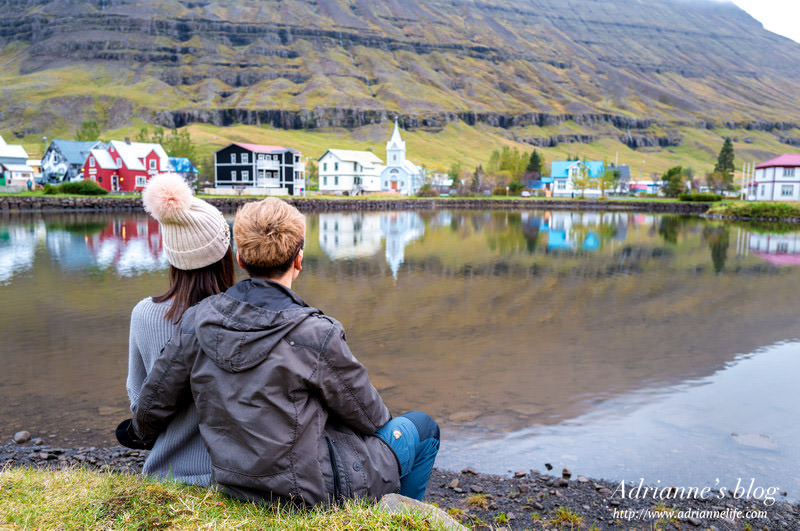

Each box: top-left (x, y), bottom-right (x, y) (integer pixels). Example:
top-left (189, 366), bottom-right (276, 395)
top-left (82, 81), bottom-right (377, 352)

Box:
top-left (153, 246), bottom-right (236, 323)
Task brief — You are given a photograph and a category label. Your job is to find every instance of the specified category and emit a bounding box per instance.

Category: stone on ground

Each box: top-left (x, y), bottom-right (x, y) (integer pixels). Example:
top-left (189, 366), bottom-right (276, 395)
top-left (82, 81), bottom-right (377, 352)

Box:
top-left (379, 493), bottom-right (466, 530)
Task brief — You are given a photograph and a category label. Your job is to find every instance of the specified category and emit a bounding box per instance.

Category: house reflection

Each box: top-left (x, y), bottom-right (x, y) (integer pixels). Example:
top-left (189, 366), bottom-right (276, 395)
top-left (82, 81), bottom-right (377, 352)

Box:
top-left (749, 231), bottom-right (800, 267)
top-left (0, 223), bottom-right (39, 284)
top-left (318, 211), bottom-right (425, 277)
top-left (86, 218), bottom-right (166, 275)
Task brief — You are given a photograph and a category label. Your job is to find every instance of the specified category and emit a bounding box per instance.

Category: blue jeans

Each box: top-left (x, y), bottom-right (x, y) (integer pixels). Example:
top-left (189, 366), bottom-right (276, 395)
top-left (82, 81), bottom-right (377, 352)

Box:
top-left (374, 411), bottom-right (440, 500)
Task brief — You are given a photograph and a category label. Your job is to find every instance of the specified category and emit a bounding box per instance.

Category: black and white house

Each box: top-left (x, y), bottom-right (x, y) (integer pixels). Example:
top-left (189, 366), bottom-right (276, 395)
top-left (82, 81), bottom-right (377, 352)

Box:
top-left (213, 142), bottom-right (305, 196)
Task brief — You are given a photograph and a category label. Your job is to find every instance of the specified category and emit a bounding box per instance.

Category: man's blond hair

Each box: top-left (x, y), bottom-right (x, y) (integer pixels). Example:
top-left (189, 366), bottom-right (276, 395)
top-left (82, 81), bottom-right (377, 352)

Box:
top-left (234, 198), bottom-right (305, 275)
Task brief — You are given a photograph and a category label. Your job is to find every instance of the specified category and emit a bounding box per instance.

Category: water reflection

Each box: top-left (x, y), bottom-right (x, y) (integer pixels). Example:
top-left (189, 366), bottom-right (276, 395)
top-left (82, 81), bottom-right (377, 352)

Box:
top-left (318, 211), bottom-right (425, 277)
top-left (437, 340), bottom-right (800, 499)
top-left (749, 232), bottom-right (800, 267)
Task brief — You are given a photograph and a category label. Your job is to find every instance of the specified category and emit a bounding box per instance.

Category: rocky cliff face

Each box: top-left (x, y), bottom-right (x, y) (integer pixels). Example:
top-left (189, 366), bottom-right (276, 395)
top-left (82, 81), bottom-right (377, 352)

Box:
top-left (1, 0), bottom-right (799, 140)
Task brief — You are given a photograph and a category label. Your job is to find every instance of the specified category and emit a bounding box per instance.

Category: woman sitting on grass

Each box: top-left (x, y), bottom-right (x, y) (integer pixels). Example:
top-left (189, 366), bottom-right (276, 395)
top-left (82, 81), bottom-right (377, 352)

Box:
top-left (124, 173), bottom-right (234, 486)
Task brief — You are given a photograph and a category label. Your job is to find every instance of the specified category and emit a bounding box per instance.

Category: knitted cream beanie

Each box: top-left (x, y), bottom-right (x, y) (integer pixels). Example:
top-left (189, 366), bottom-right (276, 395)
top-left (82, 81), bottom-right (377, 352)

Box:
top-left (142, 174), bottom-right (230, 270)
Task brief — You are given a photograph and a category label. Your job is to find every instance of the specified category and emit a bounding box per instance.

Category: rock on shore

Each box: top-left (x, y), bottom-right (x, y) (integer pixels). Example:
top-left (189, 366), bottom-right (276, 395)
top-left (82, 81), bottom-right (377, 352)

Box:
top-left (2, 441), bottom-right (798, 529)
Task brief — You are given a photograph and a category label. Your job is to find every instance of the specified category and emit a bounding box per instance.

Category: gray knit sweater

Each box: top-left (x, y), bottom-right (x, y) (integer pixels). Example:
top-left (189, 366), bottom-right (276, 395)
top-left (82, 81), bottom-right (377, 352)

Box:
top-left (127, 297), bottom-right (212, 486)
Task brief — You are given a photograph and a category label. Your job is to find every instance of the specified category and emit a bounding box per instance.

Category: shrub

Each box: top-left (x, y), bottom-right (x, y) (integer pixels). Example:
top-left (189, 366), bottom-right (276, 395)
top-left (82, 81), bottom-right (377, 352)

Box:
top-left (42, 184), bottom-right (58, 195)
top-left (415, 184), bottom-right (437, 197)
top-left (58, 180), bottom-right (108, 196)
top-left (679, 192), bottom-right (722, 202)
top-left (508, 180), bottom-right (524, 195)
top-left (492, 187), bottom-right (507, 196)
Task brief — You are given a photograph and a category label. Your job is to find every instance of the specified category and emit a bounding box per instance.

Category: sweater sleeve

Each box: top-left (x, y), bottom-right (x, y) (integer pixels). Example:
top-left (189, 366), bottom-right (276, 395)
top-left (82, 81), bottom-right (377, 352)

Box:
top-left (132, 310), bottom-right (197, 444)
top-left (126, 301), bottom-right (149, 410)
top-left (316, 323), bottom-right (391, 435)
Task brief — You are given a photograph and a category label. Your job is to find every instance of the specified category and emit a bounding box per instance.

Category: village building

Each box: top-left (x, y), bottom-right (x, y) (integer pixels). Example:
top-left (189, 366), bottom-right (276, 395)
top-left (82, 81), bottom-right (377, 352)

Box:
top-left (317, 149), bottom-right (384, 195)
top-left (748, 154), bottom-right (800, 201)
top-left (551, 160), bottom-right (606, 197)
top-left (213, 143), bottom-right (305, 196)
top-left (380, 120), bottom-right (424, 195)
top-left (0, 135), bottom-right (34, 188)
top-left (83, 139), bottom-right (171, 193)
top-left (41, 139), bottom-right (104, 183)
top-left (168, 156), bottom-right (199, 185)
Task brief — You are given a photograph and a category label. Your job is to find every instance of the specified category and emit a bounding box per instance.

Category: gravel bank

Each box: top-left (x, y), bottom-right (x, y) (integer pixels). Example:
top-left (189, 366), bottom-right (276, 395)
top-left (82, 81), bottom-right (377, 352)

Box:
top-left (3, 440), bottom-right (797, 529)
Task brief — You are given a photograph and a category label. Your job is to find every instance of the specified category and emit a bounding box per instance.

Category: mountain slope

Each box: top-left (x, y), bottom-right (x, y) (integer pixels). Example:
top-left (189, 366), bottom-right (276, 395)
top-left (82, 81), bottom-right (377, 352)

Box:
top-left (0, 0), bottom-right (799, 166)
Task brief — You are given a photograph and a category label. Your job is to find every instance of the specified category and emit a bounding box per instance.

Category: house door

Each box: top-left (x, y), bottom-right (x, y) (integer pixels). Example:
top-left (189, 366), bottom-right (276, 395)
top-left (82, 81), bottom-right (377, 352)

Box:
top-left (112, 175), bottom-right (119, 192)
top-left (391, 181), bottom-right (398, 191)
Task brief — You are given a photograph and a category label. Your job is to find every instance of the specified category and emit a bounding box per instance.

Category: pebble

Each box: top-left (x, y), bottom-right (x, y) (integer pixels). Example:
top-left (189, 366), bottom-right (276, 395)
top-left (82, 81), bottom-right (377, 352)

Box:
top-left (577, 476), bottom-right (589, 483)
top-left (453, 487), bottom-right (463, 493)
top-left (544, 463), bottom-right (553, 471)
top-left (688, 517), bottom-right (702, 526)
top-left (513, 470), bottom-right (526, 478)
top-left (556, 478), bottom-right (569, 488)
top-left (517, 484), bottom-right (529, 494)
top-left (561, 468), bottom-right (571, 479)
top-left (448, 479), bottom-right (460, 489)
top-left (461, 467), bottom-right (478, 475)
top-left (13, 431), bottom-right (31, 444)
top-left (533, 502), bottom-right (544, 511)
top-left (470, 485), bottom-right (484, 493)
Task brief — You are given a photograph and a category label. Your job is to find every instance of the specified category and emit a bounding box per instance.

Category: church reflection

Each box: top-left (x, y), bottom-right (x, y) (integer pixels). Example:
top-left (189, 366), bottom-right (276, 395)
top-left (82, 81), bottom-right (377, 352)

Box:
top-left (318, 211), bottom-right (425, 277)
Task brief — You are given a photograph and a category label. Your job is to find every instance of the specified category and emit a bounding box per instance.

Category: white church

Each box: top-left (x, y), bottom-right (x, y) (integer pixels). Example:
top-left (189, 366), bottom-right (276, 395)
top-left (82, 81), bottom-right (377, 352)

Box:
top-left (380, 120), bottom-right (424, 195)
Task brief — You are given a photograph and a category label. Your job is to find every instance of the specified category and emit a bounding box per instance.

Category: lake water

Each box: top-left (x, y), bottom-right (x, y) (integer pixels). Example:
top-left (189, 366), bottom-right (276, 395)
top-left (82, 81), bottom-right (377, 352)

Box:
top-left (1, 209), bottom-right (798, 498)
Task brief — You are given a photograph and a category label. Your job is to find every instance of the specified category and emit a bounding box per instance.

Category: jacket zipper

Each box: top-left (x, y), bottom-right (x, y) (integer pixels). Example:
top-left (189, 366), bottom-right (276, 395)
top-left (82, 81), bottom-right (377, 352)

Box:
top-left (325, 436), bottom-right (342, 500)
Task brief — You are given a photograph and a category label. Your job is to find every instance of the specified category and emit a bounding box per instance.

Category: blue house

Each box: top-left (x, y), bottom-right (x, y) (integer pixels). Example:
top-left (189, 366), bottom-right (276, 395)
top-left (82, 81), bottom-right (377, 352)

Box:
top-left (551, 160), bottom-right (605, 197)
top-left (168, 157), bottom-right (199, 184)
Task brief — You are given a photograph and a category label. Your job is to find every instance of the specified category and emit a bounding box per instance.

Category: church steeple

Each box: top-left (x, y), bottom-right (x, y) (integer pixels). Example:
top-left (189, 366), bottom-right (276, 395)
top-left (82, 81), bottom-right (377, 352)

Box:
top-left (386, 119), bottom-right (406, 165)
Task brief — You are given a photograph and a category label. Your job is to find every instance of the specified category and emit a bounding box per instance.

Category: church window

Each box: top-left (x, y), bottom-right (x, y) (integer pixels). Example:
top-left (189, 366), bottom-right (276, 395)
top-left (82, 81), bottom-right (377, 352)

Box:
top-left (393, 155), bottom-right (397, 161)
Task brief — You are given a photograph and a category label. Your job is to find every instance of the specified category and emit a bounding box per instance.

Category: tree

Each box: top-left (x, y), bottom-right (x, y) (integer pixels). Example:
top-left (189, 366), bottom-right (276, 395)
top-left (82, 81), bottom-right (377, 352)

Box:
top-left (526, 150), bottom-right (543, 176)
top-left (570, 164), bottom-right (592, 198)
top-left (75, 120), bottom-right (101, 141)
top-left (447, 161), bottom-right (462, 182)
top-left (471, 165), bottom-right (484, 192)
top-left (714, 137), bottom-right (735, 181)
top-left (596, 167), bottom-right (619, 197)
top-left (508, 180), bottom-right (524, 195)
top-left (137, 126), bottom-right (196, 160)
top-left (706, 170), bottom-right (733, 193)
top-left (661, 166), bottom-right (688, 197)
top-left (306, 160), bottom-right (319, 191)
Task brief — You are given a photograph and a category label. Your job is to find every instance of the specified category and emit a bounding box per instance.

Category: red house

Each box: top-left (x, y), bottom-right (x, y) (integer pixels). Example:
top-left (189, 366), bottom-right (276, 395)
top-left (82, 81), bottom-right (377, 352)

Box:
top-left (83, 139), bottom-right (171, 192)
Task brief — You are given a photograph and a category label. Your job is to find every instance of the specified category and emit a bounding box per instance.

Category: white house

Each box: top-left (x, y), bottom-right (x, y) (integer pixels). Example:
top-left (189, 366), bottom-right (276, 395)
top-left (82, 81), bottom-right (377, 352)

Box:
top-left (0, 135), bottom-right (34, 187)
top-left (318, 149), bottom-right (385, 195)
top-left (748, 154), bottom-right (800, 201)
top-left (550, 160), bottom-right (606, 198)
top-left (380, 120), bottom-right (424, 195)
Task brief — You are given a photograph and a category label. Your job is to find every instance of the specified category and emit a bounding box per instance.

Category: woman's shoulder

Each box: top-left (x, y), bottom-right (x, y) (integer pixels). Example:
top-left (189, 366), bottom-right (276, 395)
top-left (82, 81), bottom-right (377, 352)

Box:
top-left (131, 296), bottom-right (171, 323)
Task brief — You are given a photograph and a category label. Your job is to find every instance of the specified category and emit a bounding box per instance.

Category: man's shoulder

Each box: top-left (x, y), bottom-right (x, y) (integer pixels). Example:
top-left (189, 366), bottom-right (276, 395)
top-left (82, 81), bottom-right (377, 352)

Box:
top-left (290, 310), bottom-right (345, 350)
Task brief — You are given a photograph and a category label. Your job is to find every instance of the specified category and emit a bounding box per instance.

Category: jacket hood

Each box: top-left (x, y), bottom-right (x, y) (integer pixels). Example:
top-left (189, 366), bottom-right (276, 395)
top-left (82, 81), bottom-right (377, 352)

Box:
top-left (193, 278), bottom-right (318, 373)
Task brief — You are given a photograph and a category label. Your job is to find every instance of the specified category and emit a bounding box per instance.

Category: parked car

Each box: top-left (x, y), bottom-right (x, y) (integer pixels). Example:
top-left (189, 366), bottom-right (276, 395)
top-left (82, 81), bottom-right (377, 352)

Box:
top-left (521, 190), bottom-right (531, 197)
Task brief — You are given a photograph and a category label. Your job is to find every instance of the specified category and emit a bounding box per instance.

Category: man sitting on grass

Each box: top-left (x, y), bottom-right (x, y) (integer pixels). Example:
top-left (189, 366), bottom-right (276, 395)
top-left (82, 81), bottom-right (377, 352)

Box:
top-left (125, 197), bottom-right (439, 505)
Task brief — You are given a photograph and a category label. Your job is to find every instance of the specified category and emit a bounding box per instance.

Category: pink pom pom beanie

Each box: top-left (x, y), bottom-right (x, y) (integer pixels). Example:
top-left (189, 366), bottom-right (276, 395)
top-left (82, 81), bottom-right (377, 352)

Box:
top-left (142, 174), bottom-right (230, 270)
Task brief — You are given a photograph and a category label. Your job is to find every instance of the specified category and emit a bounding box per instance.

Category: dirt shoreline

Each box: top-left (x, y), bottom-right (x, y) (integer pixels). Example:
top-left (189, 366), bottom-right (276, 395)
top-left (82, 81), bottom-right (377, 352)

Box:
top-left (2, 441), bottom-right (797, 529)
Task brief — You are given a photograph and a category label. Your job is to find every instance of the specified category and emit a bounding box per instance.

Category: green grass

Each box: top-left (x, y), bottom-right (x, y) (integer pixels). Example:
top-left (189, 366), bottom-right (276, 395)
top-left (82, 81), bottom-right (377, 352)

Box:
top-left (0, 467), bottom-right (444, 530)
top-left (709, 200), bottom-right (800, 220)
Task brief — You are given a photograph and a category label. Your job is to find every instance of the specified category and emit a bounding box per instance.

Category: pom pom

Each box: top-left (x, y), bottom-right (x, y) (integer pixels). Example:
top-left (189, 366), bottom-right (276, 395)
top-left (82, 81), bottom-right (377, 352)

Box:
top-left (142, 173), bottom-right (193, 222)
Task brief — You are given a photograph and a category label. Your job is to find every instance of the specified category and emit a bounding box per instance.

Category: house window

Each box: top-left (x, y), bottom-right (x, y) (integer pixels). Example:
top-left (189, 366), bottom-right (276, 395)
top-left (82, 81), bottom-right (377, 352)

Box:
top-left (98, 177), bottom-right (102, 183)
top-left (334, 176), bottom-right (339, 186)
top-left (784, 168), bottom-right (795, 177)
top-left (334, 162), bottom-right (339, 171)
top-left (258, 154), bottom-right (265, 160)
top-left (760, 185), bottom-right (765, 197)
top-left (323, 162), bottom-right (327, 171)
top-left (323, 176), bottom-right (327, 186)
top-left (89, 158), bottom-right (95, 167)
top-left (777, 242), bottom-right (789, 253)
top-left (136, 176), bottom-right (147, 188)
top-left (384, 181), bottom-right (388, 187)
top-left (116, 158), bottom-right (121, 168)
top-left (354, 162), bottom-right (358, 171)
top-left (558, 181), bottom-right (566, 190)
top-left (231, 154), bottom-right (236, 163)
top-left (231, 171), bottom-right (237, 180)
top-left (149, 159), bottom-right (157, 170)
top-left (242, 170), bottom-right (249, 181)
top-left (242, 153), bottom-right (248, 164)
top-left (781, 185), bottom-right (793, 197)
top-left (393, 155), bottom-right (397, 161)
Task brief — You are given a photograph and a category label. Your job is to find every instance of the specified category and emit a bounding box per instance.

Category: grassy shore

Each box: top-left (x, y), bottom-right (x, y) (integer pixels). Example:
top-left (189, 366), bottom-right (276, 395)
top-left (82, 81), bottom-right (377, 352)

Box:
top-left (0, 467), bottom-right (443, 530)
top-left (708, 200), bottom-right (800, 220)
